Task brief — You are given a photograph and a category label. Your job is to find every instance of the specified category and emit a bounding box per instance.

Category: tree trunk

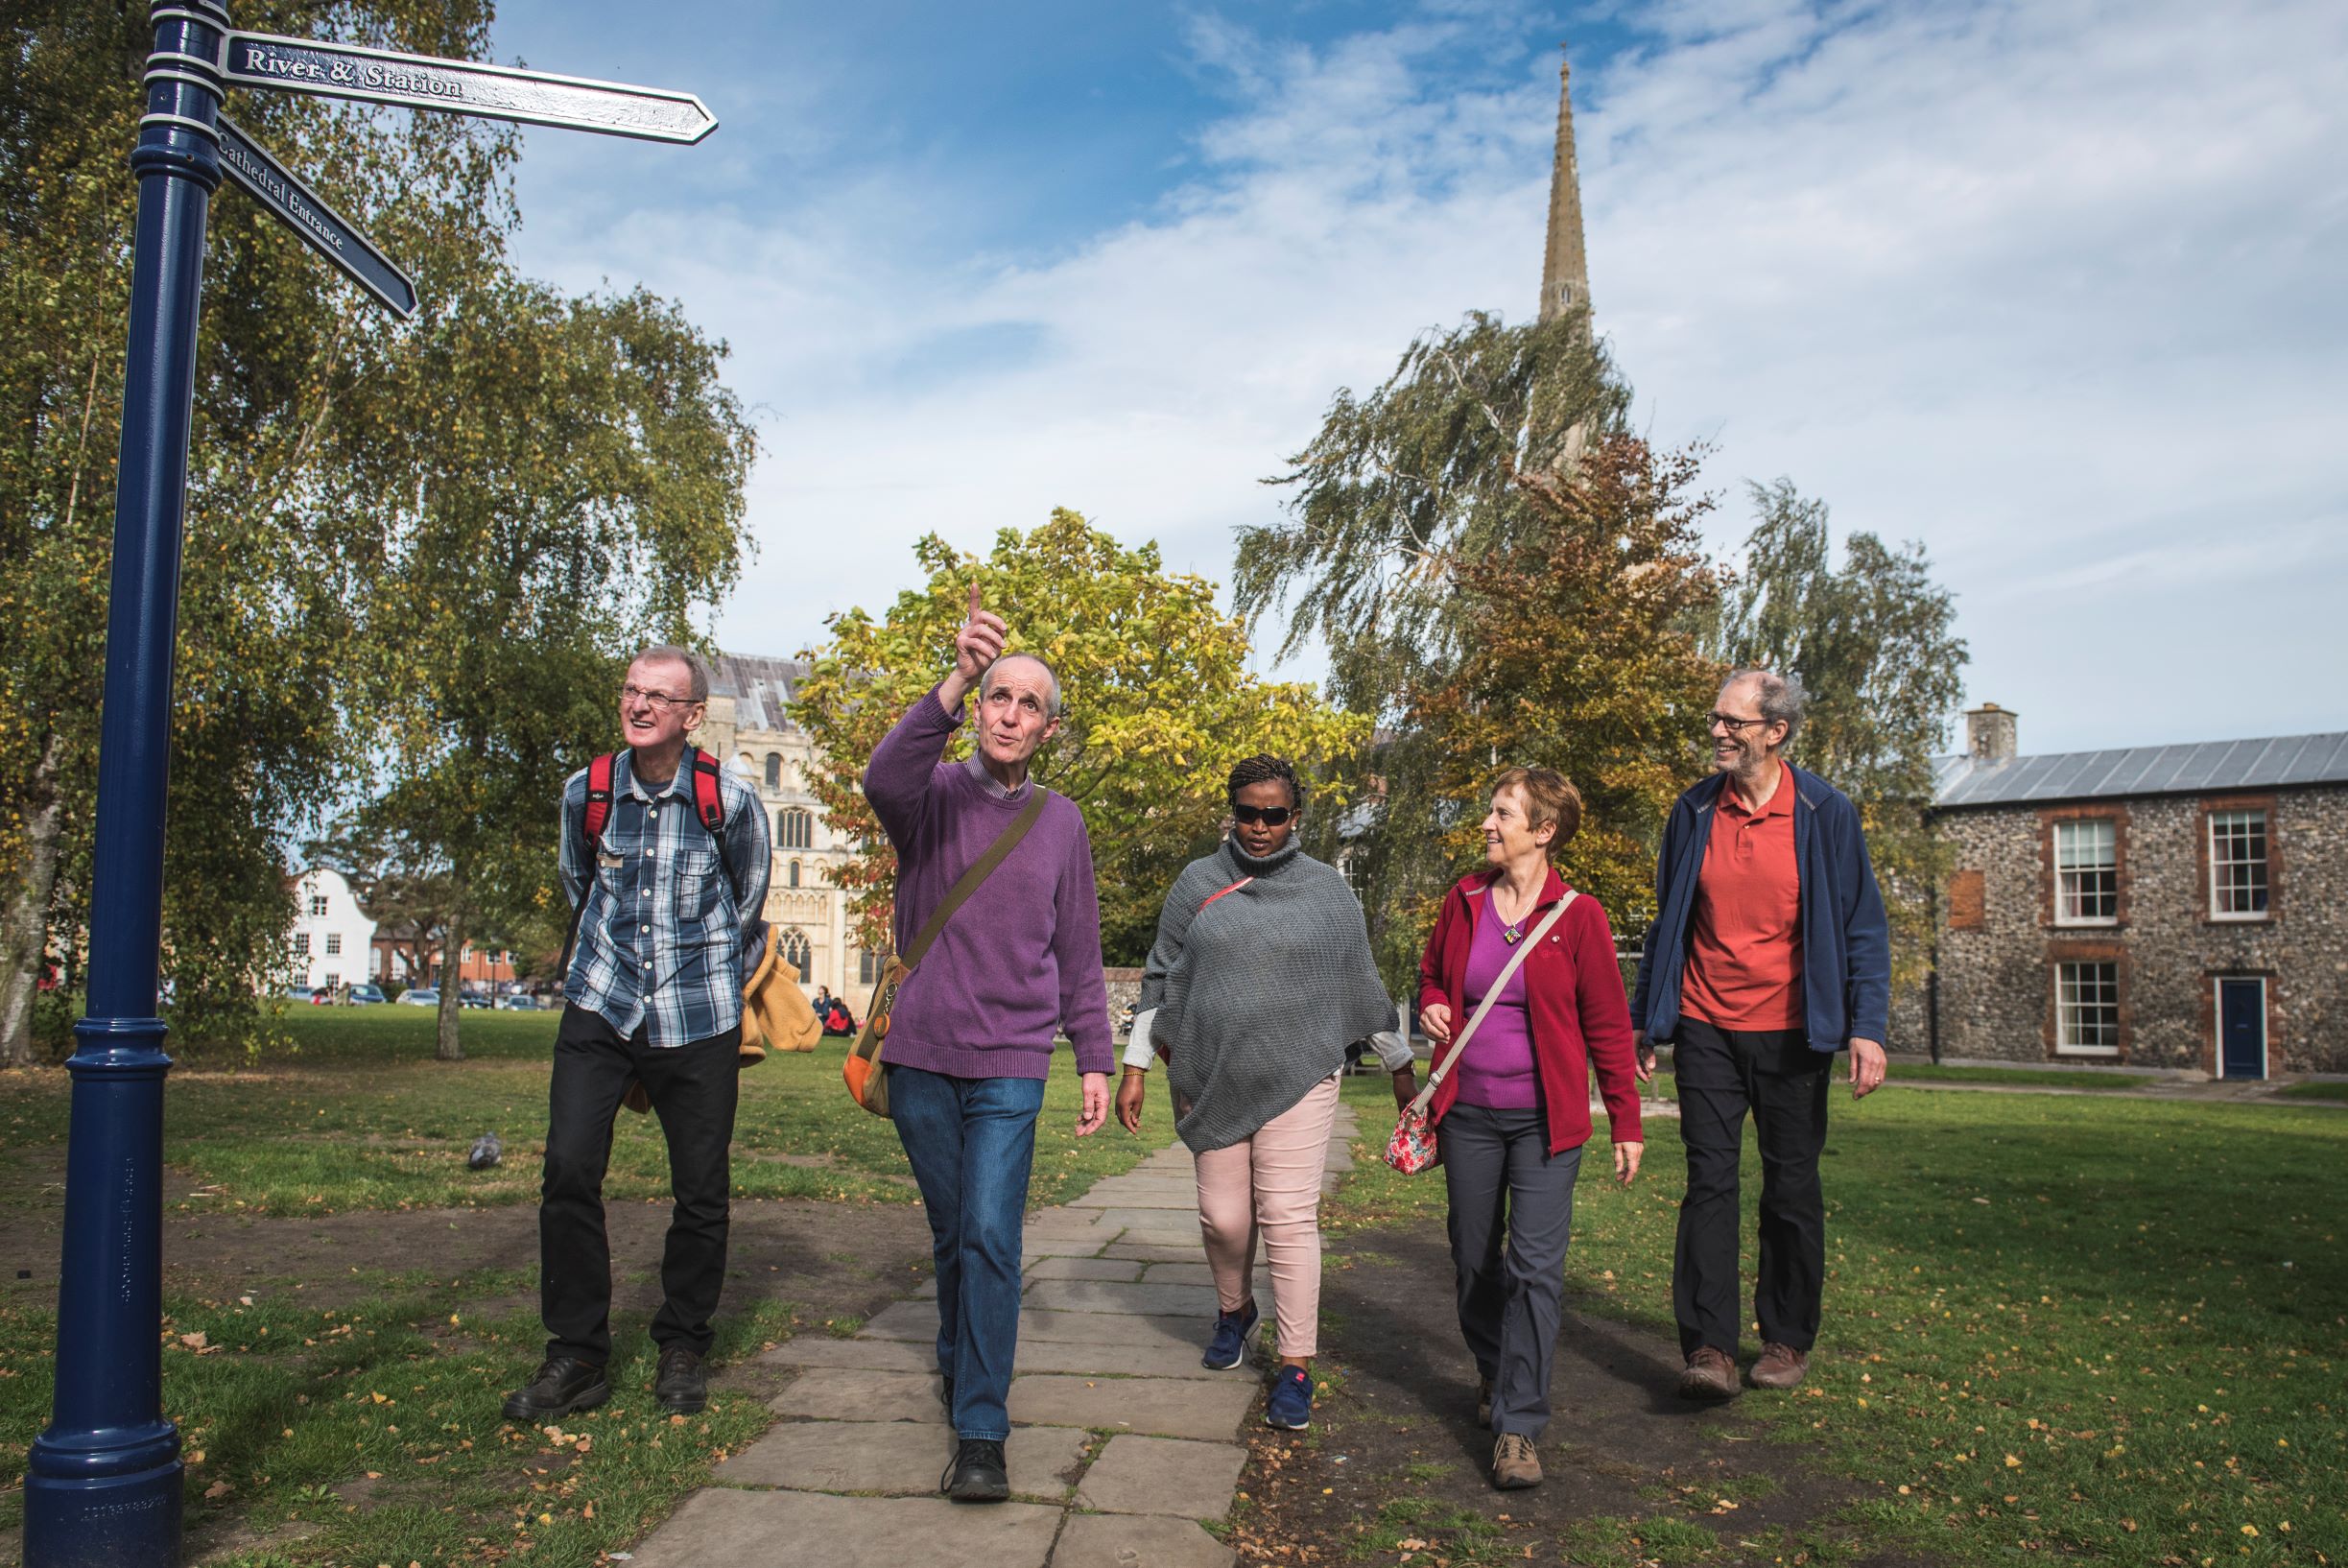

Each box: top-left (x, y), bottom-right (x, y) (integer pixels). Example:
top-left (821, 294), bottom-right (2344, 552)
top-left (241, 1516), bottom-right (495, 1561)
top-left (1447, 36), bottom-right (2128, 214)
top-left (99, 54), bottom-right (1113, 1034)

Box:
top-left (436, 901), bottom-right (464, 1062)
top-left (0, 735), bottom-right (66, 1068)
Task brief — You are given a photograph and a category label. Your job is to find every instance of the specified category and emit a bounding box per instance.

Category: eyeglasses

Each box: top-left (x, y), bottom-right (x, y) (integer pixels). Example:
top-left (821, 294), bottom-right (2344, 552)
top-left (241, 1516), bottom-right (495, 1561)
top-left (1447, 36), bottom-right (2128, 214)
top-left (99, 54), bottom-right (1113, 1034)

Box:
top-left (1232, 805), bottom-right (1294, 826)
top-left (620, 684), bottom-right (698, 712)
top-left (1707, 712), bottom-right (1774, 732)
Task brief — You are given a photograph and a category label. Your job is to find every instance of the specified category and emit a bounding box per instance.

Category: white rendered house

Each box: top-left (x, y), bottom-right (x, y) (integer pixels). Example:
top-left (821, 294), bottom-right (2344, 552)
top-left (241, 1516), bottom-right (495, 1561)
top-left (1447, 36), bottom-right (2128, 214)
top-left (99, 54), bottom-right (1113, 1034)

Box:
top-left (287, 867), bottom-right (376, 993)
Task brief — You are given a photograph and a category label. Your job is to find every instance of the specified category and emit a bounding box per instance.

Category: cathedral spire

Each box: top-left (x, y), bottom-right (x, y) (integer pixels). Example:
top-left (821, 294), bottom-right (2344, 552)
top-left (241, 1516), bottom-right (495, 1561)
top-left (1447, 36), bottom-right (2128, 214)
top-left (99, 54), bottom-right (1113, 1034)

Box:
top-left (1539, 47), bottom-right (1591, 324)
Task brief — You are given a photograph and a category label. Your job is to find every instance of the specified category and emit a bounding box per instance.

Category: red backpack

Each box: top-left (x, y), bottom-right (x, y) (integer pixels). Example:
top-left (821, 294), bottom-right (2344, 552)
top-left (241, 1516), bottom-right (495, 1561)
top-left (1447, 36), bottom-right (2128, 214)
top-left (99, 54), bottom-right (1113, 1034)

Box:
top-left (559, 748), bottom-right (738, 976)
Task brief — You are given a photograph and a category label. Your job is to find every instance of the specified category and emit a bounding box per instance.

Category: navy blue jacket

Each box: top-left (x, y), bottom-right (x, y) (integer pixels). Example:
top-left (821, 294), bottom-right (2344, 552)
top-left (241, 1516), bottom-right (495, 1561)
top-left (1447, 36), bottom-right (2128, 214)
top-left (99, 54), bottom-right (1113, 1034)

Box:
top-left (1630, 764), bottom-right (1890, 1053)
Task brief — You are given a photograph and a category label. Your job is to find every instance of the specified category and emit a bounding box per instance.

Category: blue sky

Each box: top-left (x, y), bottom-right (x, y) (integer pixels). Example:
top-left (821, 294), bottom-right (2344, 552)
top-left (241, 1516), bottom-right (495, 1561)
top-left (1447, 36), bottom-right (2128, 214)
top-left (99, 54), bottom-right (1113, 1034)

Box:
top-left (482, 0), bottom-right (2348, 756)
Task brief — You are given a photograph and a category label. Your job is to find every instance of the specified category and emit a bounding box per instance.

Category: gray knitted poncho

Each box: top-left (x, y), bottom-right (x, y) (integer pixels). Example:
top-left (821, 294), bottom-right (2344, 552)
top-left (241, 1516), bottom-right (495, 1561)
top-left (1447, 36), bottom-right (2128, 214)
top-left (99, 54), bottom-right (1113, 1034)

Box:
top-left (1139, 838), bottom-right (1398, 1153)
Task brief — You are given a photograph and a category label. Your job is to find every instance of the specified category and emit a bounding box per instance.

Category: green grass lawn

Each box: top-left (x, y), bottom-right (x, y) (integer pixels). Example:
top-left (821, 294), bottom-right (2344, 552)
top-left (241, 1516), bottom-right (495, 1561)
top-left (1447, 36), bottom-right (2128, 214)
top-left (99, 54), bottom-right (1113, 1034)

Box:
top-left (0, 1009), bottom-right (1149, 1215)
top-left (0, 1270), bottom-right (815, 1564)
top-left (0, 1010), bottom-right (1150, 1560)
top-left (1328, 1077), bottom-right (2348, 1567)
top-left (1881, 1063), bottom-right (2167, 1091)
top-left (2278, 1081), bottom-right (2348, 1103)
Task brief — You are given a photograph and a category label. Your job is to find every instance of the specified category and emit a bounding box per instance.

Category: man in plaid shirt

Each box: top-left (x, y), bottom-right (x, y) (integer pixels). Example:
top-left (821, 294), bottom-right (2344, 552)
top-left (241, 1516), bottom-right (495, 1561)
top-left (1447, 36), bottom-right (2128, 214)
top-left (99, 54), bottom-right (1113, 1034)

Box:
top-left (504, 646), bottom-right (770, 1424)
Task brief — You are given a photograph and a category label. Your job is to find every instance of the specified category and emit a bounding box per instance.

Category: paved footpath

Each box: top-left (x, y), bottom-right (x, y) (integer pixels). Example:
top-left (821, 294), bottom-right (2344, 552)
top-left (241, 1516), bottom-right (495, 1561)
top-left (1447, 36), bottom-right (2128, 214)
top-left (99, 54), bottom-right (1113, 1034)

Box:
top-left (622, 1101), bottom-right (1359, 1567)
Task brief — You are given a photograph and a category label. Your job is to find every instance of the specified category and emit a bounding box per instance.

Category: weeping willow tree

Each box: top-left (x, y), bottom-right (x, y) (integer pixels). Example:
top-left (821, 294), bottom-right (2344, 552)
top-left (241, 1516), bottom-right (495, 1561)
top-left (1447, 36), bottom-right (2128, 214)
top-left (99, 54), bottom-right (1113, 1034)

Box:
top-left (1236, 310), bottom-right (1719, 988)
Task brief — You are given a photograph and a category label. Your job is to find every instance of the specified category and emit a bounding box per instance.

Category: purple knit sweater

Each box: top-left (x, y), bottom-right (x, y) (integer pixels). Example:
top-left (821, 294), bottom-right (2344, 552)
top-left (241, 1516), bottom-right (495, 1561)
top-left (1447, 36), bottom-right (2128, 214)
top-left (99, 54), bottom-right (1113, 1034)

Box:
top-left (861, 686), bottom-right (1113, 1080)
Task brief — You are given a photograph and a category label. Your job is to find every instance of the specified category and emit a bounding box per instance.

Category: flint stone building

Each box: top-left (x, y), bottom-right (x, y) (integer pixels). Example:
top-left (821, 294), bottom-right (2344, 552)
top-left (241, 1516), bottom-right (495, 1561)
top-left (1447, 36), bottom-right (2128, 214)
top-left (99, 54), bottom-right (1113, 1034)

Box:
top-left (1907, 705), bottom-right (2348, 1078)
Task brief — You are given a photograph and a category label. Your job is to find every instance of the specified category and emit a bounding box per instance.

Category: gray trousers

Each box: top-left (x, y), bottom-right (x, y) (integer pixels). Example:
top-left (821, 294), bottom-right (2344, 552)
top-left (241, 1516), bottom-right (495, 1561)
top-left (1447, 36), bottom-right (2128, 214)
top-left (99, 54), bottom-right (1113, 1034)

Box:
top-left (1441, 1103), bottom-right (1583, 1437)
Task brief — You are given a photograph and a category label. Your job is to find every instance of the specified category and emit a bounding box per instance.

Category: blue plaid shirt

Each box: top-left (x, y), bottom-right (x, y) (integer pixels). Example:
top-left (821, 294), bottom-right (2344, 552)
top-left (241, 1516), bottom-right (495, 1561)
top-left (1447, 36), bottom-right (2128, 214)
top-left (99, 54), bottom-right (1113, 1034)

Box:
top-left (559, 750), bottom-right (771, 1046)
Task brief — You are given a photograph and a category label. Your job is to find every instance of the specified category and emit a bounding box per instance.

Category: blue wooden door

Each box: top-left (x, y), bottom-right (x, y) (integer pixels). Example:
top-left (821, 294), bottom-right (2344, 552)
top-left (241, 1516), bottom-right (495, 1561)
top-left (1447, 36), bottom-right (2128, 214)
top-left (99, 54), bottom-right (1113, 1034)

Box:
top-left (2218, 978), bottom-right (2265, 1080)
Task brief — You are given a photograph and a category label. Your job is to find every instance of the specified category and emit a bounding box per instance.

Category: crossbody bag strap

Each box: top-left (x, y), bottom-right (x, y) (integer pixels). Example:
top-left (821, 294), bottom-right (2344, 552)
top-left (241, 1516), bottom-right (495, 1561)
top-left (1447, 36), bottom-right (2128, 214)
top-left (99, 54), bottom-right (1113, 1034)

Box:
top-left (1410, 890), bottom-right (1577, 1115)
top-left (898, 785), bottom-right (1051, 972)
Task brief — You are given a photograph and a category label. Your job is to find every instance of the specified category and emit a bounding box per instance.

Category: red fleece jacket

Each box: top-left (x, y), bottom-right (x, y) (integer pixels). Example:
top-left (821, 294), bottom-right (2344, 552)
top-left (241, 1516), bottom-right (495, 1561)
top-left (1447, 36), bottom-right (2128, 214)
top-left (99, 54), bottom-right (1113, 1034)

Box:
top-left (1415, 867), bottom-right (1645, 1155)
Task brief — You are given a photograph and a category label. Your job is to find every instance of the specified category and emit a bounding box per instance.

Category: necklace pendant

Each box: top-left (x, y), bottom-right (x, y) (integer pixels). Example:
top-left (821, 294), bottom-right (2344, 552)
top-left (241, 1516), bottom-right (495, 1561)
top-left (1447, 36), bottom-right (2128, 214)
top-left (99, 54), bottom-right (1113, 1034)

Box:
top-left (1503, 926), bottom-right (1523, 945)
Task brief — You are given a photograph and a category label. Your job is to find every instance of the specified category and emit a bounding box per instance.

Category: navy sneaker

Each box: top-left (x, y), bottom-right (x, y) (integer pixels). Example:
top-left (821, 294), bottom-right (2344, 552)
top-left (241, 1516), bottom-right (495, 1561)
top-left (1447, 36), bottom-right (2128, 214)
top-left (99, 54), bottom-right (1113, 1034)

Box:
top-left (1266, 1365), bottom-right (1314, 1430)
top-left (1202, 1299), bottom-right (1260, 1370)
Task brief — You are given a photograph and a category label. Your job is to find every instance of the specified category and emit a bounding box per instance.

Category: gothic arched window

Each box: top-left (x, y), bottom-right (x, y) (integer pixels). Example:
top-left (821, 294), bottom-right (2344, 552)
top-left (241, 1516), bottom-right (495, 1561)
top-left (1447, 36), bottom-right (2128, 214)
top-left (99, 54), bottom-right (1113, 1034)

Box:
top-left (778, 807), bottom-right (813, 850)
top-left (787, 860), bottom-right (801, 889)
top-left (782, 928), bottom-right (811, 984)
top-left (764, 752), bottom-right (782, 790)
top-left (859, 948), bottom-right (880, 985)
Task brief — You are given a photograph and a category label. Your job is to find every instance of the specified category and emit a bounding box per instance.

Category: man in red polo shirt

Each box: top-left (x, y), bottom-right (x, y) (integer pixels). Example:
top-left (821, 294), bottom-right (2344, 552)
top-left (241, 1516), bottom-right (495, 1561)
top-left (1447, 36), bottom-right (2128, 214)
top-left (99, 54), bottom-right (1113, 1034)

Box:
top-left (1631, 670), bottom-right (1890, 1400)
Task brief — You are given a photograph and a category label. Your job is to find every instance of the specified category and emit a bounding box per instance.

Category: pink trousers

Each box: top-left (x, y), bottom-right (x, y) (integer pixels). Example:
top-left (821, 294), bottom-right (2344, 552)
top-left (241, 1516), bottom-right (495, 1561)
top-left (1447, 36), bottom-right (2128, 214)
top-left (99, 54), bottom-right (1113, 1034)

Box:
top-left (1194, 1073), bottom-right (1340, 1360)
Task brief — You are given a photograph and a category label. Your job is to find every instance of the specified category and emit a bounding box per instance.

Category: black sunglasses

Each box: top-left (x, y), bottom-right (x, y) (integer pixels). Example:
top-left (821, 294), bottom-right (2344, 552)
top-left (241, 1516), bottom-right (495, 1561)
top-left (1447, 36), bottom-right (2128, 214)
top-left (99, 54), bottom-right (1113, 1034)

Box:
top-left (1232, 804), bottom-right (1294, 826)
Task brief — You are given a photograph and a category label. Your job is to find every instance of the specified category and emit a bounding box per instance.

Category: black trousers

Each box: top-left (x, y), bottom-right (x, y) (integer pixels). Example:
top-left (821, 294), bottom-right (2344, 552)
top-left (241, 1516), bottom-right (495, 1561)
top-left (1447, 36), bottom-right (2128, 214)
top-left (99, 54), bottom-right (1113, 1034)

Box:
top-left (540, 1004), bottom-right (740, 1365)
top-left (1671, 1016), bottom-right (1830, 1358)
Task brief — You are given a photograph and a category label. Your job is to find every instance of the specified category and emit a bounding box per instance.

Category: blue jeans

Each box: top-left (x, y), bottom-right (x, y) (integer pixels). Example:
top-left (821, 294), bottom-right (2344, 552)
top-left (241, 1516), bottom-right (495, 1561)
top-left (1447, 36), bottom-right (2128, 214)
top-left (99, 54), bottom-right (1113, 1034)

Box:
top-left (888, 1065), bottom-right (1045, 1440)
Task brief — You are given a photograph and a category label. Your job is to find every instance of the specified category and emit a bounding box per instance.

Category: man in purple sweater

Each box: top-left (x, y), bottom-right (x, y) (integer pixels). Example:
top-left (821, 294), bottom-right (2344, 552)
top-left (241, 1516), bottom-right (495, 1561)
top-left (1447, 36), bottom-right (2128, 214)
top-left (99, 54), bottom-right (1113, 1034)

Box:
top-left (864, 587), bottom-right (1113, 1502)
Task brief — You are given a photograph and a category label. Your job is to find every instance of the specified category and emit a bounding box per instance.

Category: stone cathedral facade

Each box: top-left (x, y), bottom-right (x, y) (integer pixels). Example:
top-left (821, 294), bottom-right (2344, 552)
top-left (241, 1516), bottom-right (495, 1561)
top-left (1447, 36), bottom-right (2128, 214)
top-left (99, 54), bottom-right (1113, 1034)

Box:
top-left (689, 653), bottom-right (880, 1005)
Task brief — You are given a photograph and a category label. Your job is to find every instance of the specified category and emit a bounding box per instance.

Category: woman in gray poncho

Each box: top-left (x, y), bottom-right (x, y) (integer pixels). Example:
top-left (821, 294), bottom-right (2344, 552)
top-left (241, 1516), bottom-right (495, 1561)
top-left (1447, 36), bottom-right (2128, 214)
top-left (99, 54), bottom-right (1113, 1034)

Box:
top-left (1115, 754), bottom-right (1416, 1431)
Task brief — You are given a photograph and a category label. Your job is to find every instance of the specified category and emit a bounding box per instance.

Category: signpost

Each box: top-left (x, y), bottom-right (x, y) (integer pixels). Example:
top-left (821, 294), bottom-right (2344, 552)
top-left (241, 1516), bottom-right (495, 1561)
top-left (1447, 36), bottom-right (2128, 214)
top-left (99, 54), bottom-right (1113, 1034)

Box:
top-left (216, 116), bottom-right (417, 319)
top-left (19, 6), bottom-right (714, 1563)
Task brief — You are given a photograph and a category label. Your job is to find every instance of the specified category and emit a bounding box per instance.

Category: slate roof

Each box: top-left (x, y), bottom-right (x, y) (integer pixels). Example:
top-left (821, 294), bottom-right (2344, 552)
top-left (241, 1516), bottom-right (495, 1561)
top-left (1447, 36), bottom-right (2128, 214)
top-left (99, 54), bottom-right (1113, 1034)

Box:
top-left (1933, 732), bottom-right (2348, 810)
top-left (708, 653), bottom-right (809, 734)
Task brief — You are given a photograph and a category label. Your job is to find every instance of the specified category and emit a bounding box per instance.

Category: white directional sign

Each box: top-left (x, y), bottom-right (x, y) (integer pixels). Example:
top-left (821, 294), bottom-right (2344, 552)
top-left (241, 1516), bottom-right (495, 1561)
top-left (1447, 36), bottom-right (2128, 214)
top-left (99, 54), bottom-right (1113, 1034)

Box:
top-left (219, 33), bottom-right (718, 144)
top-left (216, 116), bottom-right (417, 319)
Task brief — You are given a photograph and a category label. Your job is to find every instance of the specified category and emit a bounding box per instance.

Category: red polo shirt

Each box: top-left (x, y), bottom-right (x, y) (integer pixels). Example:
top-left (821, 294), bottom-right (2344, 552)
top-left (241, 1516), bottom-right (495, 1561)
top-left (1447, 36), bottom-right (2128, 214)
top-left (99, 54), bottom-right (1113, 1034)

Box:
top-left (1681, 762), bottom-right (1804, 1031)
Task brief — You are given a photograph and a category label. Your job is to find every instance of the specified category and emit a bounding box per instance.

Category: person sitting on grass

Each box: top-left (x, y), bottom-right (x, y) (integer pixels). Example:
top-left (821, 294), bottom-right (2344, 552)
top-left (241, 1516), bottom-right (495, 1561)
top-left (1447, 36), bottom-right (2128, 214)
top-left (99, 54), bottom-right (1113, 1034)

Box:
top-left (502, 645), bottom-right (770, 1426)
top-left (1116, 754), bottom-right (1415, 1433)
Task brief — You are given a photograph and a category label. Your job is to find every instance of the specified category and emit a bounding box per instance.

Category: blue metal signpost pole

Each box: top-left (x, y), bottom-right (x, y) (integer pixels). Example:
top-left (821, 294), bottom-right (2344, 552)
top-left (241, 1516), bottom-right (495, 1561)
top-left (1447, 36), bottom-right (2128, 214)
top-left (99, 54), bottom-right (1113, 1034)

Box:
top-left (22, 2), bottom-right (231, 1561)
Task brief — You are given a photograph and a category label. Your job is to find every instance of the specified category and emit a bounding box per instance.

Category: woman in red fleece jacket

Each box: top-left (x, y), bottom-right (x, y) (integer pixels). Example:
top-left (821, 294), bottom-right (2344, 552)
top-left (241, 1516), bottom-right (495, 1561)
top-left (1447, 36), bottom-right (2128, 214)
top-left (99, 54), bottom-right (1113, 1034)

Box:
top-left (1414, 767), bottom-right (1645, 1491)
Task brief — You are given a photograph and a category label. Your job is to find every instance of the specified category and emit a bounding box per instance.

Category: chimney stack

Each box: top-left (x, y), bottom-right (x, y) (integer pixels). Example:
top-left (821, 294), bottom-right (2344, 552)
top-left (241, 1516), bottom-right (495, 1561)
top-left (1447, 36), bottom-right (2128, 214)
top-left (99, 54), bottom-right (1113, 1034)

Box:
top-left (1965, 702), bottom-right (2018, 764)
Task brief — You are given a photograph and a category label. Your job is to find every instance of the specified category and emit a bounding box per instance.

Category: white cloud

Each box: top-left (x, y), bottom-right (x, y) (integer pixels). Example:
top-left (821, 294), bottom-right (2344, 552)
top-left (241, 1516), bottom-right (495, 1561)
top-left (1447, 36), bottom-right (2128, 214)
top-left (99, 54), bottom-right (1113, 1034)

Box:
top-left (505, 0), bottom-right (2348, 752)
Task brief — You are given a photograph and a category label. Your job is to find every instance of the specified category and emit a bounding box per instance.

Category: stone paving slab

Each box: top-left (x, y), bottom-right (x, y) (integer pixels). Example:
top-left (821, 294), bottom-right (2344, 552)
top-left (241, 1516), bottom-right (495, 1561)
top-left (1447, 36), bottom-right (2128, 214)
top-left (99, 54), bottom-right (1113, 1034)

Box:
top-left (715, 1419), bottom-right (1088, 1500)
top-left (628, 1487), bottom-right (1063, 1567)
top-left (1023, 1278), bottom-right (1222, 1318)
top-left (769, 1367), bottom-right (943, 1423)
top-left (1087, 1207), bottom-right (1216, 1231)
top-left (1075, 1433), bottom-right (1248, 1517)
top-left (1010, 1338), bottom-right (1229, 1381)
top-left (1137, 1261), bottom-right (1270, 1293)
top-left (639, 1137), bottom-right (1282, 1562)
top-left (1022, 1255), bottom-right (1145, 1281)
top-left (1063, 1188), bottom-right (1197, 1208)
top-left (1008, 1373), bottom-right (1258, 1439)
top-left (1019, 1233), bottom-right (1123, 1258)
top-left (1051, 1513), bottom-right (1238, 1568)
top-left (865, 1302), bottom-right (1207, 1351)
top-left (1102, 1242), bottom-right (1214, 1263)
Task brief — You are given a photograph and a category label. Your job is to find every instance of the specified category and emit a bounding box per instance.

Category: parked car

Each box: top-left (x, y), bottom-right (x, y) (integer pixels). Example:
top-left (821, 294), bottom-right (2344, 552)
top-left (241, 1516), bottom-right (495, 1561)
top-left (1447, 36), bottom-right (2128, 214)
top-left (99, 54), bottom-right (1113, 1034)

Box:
top-left (497, 995), bottom-right (539, 1011)
top-left (399, 987), bottom-right (439, 1008)
top-left (283, 985), bottom-right (315, 1003)
top-left (346, 984), bottom-right (387, 1006)
top-left (459, 992), bottom-right (491, 1010)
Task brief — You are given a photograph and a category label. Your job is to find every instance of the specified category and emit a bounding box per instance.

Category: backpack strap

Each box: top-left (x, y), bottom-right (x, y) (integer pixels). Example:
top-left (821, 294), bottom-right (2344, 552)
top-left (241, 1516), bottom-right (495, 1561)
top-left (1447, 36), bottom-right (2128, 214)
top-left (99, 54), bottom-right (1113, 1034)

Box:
top-left (562, 754), bottom-right (619, 984)
top-left (1199, 876), bottom-right (1252, 911)
top-left (582, 752), bottom-right (616, 859)
top-left (900, 786), bottom-right (1050, 972)
top-left (688, 747), bottom-right (725, 834)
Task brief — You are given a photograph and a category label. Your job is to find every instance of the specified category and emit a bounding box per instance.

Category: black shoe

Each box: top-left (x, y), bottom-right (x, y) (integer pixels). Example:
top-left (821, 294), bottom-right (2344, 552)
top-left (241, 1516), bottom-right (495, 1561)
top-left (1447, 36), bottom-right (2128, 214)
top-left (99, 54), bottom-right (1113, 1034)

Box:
top-left (654, 1345), bottom-right (708, 1414)
top-left (502, 1357), bottom-right (609, 1422)
top-left (941, 1437), bottom-right (1009, 1502)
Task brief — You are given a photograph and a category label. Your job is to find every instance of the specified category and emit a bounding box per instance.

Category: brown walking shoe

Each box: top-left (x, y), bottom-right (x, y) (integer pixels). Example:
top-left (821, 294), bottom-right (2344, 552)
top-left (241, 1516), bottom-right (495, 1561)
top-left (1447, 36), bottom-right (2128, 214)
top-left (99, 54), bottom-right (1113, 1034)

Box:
top-left (1748, 1342), bottom-right (1809, 1390)
top-left (1677, 1346), bottom-right (1740, 1401)
top-left (1491, 1433), bottom-right (1543, 1489)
